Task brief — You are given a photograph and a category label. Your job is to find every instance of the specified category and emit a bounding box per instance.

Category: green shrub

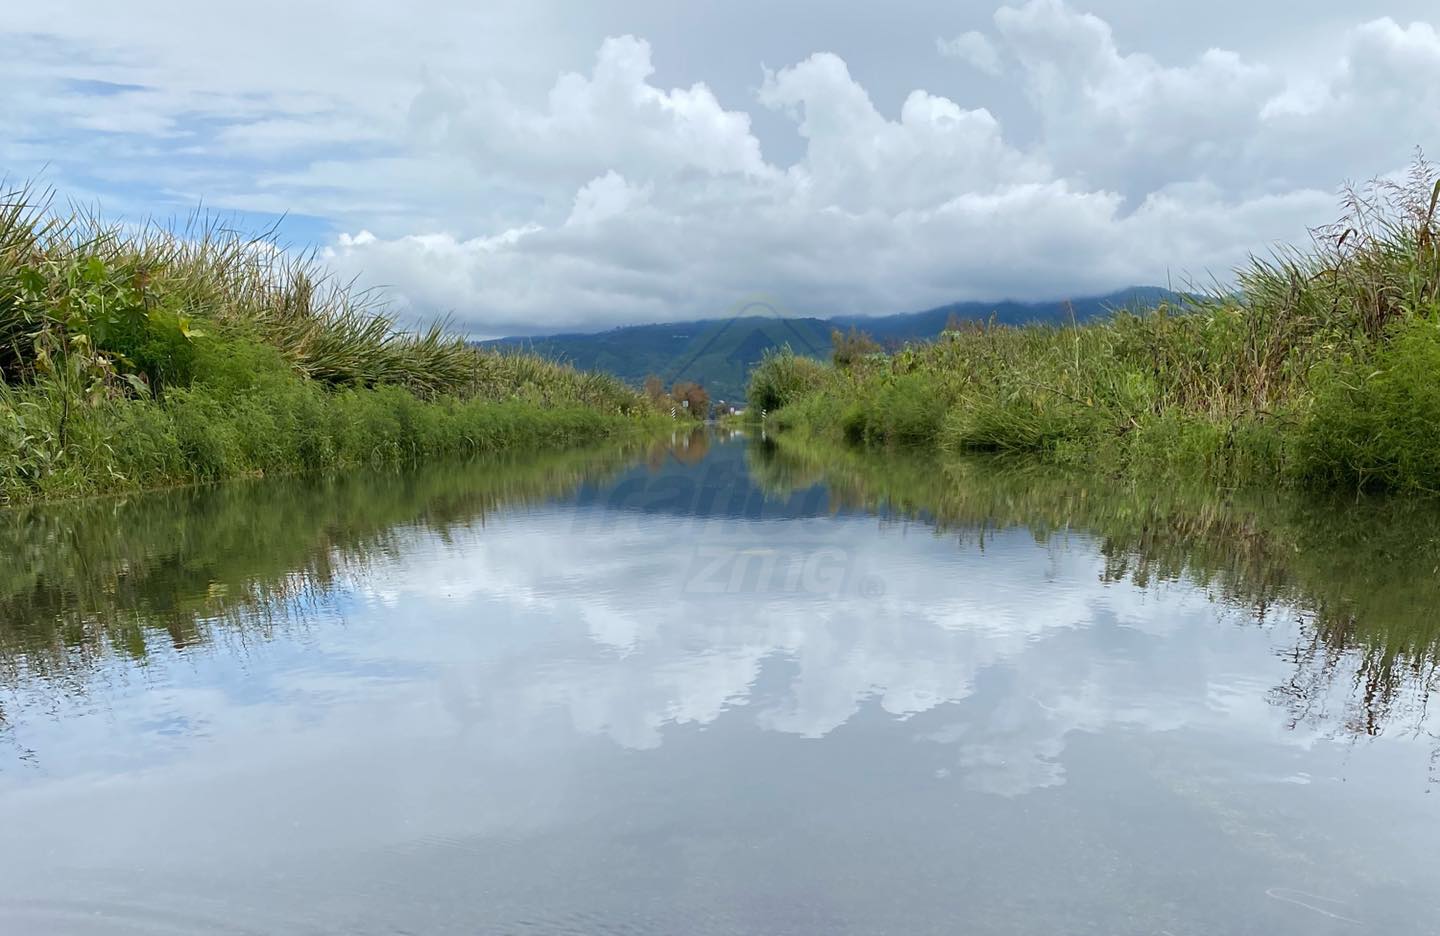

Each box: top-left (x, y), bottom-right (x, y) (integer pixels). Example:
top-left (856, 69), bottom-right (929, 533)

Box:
top-left (0, 372), bottom-right (647, 503)
top-left (757, 161), bottom-right (1440, 492)
top-left (747, 347), bottom-right (830, 412)
top-left (1298, 319), bottom-right (1440, 491)
top-left (878, 375), bottom-right (949, 445)
top-left (831, 326), bottom-right (881, 368)
top-left (838, 374), bottom-right (950, 447)
top-left (0, 182), bottom-right (658, 503)
top-left (0, 183), bottom-right (650, 409)
top-left (939, 390), bottom-right (1101, 456)
top-left (1121, 412), bottom-right (1288, 483)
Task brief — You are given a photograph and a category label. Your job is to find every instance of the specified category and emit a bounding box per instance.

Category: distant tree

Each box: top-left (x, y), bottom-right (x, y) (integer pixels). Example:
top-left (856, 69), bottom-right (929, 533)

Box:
top-left (669, 380), bottom-right (710, 419)
top-left (643, 373), bottom-right (665, 404)
top-left (831, 327), bottom-right (881, 368)
top-left (942, 312), bottom-right (993, 337)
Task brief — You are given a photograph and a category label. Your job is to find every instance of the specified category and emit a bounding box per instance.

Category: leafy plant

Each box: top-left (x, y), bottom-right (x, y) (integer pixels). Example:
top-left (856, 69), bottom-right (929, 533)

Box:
top-left (746, 346), bottom-right (830, 412)
top-left (0, 181), bottom-right (658, 504)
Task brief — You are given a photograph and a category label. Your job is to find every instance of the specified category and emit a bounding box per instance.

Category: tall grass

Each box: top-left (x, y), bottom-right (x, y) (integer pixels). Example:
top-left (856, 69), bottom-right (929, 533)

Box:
top-left (746, 346), bottom-right (830, 412)
top-left (0, 184), bottom-right (656, 503)
top-left (752, 160), bottom-right (1440, 493)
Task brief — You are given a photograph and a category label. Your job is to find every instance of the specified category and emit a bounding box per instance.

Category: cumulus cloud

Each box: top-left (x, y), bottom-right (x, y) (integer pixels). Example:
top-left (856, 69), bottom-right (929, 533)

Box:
top-left (993, 0), bottom-right (1283, 194)
top-left (320, 2), bottom-right (1438, 334)
top-left (757, 52), bottom-right (1046, 211)
top-left (566, 171), bottom-right (650, 227)
top-left (988, 1), bottom-right (1440, 197)
top-left (936, 31), bottom-right (1004, 76)
top-left (7, 0), bottom-right (1440, 334)
top-left (410, 35), bottom-right (769, 194)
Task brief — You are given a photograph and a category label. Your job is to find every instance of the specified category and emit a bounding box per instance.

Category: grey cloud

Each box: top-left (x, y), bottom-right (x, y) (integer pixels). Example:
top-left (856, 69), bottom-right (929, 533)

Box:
top-left (6, 1), bottom-right (1440, 333)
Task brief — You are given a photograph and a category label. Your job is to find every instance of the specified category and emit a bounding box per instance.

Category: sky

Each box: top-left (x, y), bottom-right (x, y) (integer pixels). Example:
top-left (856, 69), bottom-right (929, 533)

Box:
top-left (5, 0), bottom-right (1440, 337)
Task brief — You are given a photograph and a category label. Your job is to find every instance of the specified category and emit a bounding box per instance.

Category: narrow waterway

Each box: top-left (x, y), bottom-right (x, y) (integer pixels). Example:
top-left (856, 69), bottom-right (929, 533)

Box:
top-left (1, 430), bottom-right (1437, 935)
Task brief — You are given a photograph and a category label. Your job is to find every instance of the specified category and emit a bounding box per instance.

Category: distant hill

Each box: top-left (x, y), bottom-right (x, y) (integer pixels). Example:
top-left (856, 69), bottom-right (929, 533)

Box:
top-left (829, 286), bottom-right (1180, 342)
top-left (482, 287), bottom-right (1181, 403)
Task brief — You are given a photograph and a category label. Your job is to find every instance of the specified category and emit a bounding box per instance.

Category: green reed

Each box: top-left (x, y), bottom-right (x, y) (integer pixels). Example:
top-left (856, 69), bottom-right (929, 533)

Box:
top-left (751, 160), bottom-right (1440, 492)
top-left (0, 183), bottom-right (659, 502)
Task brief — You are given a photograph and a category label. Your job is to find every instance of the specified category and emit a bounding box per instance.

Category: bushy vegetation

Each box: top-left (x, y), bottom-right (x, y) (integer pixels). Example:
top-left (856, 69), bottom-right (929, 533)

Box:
top-left (1297, 319), bottom-right (1440, 491)
top-left (643, 374), bottom-right (711, 420)
top-left (0, 184), bottom-right (658, 502)
top-left (746, 346), bottom-right (831, 413)
top-left (829, 326), bottom-right (882, 368)
top-left (751, 161), bottom-right (1440, 493)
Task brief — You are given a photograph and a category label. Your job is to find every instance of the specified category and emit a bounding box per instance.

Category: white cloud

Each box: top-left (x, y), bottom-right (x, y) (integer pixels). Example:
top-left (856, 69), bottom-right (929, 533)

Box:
top-left (413, 35), bottom-right (770, 193)
top-left (937, 31), bottom-right (1004, 76)
top-left (6, 0), bottom-right (1440, 334)
top-left (211, 116), bottom-right (393, 156)
top-left (566, 171), bottom-right (650, 227)
top-left (992, 0), bottom-right (1283, 193)
top-left (989, 2), bottom-right (1440, 196)
top-left (1345, 17), bottom-right (1440, 94)
top-left (757, 52), bottom-right (1044, 211)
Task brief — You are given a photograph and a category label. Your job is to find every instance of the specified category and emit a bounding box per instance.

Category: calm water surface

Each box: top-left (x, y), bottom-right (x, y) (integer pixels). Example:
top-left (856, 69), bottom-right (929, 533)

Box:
top-left (1, 431), bottom-right (1438, 935)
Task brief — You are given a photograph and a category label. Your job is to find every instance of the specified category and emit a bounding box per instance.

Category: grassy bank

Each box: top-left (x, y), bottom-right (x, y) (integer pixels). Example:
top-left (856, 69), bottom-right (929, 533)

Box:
top-left (750, 163), bottom-right (1440, 493)
top-left (0, 185), bottom-right (661, 503)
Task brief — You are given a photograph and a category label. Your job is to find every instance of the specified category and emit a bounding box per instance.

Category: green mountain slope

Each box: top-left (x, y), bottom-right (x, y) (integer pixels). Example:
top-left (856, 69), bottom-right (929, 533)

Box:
top-left (482, 287), bottom-right (1178, 402)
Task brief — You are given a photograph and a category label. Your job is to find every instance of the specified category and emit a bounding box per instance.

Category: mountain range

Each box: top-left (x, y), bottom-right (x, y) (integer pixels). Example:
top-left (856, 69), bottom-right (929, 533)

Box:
top-left (482, 287), bottom-right (1180, 403)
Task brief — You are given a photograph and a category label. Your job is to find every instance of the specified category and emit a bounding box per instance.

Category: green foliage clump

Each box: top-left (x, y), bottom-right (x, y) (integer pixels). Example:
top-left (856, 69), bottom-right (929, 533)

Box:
top-left (0, 372), bottom-right (639, 502)
top-left (746, 346), bottom-right (831, 412)
top-left (0, 183), bottom-right (657, 503)
top-left (757, 159), bottom-right (1440, 494)
top-left (1298, 319), bottom-right (1440, 492)
top-left (830, 326), bottom-right (881, 368)
top-left (840, 373), bottom-right (950, 447)
top-left (939, 390), bottom-right (1100, 460)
